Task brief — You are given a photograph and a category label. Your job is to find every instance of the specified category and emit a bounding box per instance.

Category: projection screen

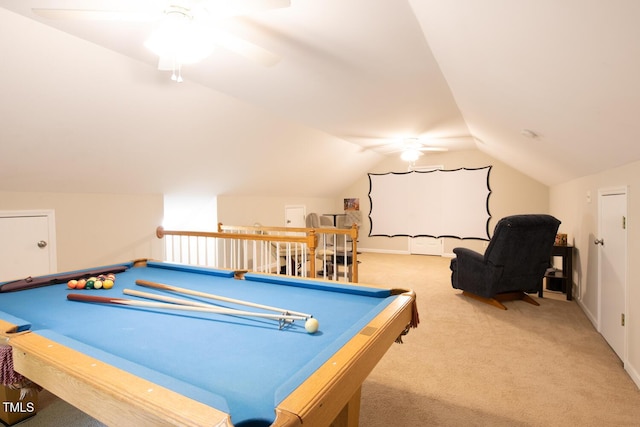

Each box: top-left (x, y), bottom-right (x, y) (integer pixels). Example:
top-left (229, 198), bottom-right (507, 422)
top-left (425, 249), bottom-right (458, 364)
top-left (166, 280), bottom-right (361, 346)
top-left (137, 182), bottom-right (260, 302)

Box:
top-left (368, 166), bottom-right (492, 239)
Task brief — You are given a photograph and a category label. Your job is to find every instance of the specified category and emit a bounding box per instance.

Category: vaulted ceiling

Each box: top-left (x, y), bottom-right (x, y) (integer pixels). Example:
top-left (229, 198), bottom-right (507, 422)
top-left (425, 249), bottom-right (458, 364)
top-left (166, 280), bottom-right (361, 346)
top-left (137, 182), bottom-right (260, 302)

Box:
top-left (1, 0), bottom-right (639, 197)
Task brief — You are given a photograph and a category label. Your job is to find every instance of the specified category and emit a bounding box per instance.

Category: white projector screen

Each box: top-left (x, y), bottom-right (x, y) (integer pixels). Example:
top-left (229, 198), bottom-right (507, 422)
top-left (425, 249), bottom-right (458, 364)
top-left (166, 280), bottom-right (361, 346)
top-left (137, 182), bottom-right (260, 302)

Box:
top-left (368, 166), bottom-right (492, 239)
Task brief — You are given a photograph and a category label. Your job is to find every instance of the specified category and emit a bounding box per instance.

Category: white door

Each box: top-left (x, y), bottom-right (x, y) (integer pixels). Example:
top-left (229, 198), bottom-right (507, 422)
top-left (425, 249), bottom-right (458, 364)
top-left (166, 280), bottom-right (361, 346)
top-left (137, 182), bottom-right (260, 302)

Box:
top-left (0, 211), bottom-right (57, 281)
top-left (597, 189), bottom-right (627, 360)
top-left (409, 236), bottom-right (443, 256)
top-left (284, 205), bottom-right (306, 228)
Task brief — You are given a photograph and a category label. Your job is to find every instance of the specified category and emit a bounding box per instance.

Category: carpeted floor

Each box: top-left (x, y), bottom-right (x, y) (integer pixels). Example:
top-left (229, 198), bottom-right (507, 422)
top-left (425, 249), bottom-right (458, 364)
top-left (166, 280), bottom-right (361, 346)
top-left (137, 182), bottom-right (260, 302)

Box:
top-left (17, 253), bottom-right (640, 426)
top-left (358, 253), bottom-right (640, 426)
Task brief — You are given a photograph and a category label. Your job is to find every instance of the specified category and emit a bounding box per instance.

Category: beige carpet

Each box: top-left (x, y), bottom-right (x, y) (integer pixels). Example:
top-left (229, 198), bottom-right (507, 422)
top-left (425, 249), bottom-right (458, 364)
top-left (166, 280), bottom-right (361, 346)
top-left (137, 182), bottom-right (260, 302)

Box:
top-left (19, 253), bottom-right (640, 426)
top-left (358, 253), bottom-right (640, 426)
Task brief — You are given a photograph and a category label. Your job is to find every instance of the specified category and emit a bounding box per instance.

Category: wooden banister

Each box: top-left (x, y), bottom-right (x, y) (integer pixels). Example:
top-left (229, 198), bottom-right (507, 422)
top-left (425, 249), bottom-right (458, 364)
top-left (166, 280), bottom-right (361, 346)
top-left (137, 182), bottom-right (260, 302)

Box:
top-left (156, 223), bottom-right (358, 282)
top-left (158, 226), bottom-right (315, 245)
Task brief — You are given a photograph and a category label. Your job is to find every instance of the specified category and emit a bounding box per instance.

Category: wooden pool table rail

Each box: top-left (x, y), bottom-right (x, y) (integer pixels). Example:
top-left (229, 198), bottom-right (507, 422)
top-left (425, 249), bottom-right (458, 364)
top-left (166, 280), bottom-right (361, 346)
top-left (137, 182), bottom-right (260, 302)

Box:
top-left (275, 290), bottom-right (415, 426)
top-left (2, 321), bottom-right (230, 427)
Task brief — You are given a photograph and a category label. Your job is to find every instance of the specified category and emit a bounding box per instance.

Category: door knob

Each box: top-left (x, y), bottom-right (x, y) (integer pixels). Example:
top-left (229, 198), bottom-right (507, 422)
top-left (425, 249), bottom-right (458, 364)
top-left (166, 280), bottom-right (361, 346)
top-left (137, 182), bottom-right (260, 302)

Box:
top-left (594, 238), bottom-right (604, 246)
top-left (37, 240), bottom-right (47, 248)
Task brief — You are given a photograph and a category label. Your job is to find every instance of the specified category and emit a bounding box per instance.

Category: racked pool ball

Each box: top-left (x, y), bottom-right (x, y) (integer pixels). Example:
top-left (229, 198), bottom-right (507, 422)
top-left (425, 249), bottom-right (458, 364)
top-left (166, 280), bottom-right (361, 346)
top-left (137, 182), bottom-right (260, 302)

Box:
top-left (67, 279), bottom-right (78, 289)
top-left (76, 279), bottom-right (87, 289)
top-left (102, 279), bottom-right (114, 289)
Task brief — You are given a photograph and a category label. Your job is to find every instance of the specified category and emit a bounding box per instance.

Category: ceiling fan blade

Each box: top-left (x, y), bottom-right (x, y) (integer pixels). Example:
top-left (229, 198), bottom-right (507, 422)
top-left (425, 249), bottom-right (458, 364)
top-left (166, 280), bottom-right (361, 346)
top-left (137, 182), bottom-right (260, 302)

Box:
top-left (418, 147), bottom-right (449, 152)
top-left (355, 140), bottom-right (449, 154)
top-left (201, 0), bottom-right (290, 18)
top-left (32, 8), bottom-right (160, 22)
top-left (211, 30), bottom-right (280, 66)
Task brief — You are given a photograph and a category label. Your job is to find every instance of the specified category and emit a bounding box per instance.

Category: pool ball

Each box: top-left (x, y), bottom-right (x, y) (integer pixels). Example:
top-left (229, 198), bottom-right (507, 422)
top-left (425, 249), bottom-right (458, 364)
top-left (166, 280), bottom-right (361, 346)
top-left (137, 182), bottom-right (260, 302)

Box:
top-left (305, 318), bottom-right (319, 334)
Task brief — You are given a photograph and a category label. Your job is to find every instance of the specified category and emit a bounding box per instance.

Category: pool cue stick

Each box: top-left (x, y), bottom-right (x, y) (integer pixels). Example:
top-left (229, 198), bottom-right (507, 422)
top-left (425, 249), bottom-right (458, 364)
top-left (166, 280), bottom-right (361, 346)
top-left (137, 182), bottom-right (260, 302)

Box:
top-left (135, 279), bottom-right (312, 319)
top-left (66, 294), bottom-right (307, 322)
top-left (124, 288), bottom-right (258, 313)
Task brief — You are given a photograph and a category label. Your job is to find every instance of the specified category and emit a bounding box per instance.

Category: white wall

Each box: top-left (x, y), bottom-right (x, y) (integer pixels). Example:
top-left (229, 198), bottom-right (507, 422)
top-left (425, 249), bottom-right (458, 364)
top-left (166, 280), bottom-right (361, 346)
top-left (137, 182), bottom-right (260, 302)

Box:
top-left (217, 195), bottom-right (337, 227)
top-left (0, 191), bottom-right (164, 272)
top-left (163, 193), bottom-right (218, 231)
top-left (550, 159), bottom-right (640, 388)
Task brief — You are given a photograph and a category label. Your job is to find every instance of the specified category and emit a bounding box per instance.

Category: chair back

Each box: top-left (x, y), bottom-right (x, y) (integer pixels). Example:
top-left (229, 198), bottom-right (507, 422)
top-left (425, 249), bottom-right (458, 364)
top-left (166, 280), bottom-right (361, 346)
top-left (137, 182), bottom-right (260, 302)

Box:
top-left (484, 215), bottom-right (560, 291)
top-left (305, 213), bottom-right (320, 228)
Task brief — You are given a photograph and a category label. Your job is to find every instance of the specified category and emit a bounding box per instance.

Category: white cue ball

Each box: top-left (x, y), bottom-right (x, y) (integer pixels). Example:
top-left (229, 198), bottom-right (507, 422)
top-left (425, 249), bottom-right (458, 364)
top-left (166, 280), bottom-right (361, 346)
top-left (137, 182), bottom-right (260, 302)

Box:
top-left (305, 318), bottom-right (319, 334)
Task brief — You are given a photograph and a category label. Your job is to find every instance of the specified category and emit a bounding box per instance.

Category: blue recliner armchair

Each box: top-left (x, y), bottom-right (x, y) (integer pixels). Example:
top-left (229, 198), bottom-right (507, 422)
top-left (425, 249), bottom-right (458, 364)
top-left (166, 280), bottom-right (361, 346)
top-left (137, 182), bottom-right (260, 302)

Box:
top-left (450, 214), bottom-right (561, 309)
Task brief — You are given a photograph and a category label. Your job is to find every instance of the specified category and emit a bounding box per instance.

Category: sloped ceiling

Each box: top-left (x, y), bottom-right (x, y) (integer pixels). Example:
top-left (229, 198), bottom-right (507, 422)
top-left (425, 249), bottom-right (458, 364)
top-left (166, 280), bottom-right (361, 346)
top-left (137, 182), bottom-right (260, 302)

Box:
top-left (1, 0), bottom-right (639, 197)
top-left (410, 0), bottom-right (640, 185)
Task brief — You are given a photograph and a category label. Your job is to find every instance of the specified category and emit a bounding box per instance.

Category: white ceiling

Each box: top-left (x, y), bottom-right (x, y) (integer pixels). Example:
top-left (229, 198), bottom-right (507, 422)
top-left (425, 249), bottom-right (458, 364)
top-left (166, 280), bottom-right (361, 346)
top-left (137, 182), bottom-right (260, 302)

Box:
top-left (1, 0), bottom-right (639, 197)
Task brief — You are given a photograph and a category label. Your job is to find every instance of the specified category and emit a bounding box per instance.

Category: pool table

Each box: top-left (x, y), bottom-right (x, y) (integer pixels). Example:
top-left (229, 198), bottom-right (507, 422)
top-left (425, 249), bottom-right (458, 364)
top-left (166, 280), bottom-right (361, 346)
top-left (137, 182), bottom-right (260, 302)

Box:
top-left (0, 260), bottom-right (416, 426)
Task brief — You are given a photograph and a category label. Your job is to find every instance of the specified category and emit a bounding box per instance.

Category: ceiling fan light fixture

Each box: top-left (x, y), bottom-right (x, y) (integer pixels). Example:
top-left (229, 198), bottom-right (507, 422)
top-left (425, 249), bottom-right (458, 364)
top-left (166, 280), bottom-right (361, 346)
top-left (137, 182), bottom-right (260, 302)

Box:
top-left (400, 149), bottom-right (422, 162)
top-left (144, 12), bottom-right (214, 66)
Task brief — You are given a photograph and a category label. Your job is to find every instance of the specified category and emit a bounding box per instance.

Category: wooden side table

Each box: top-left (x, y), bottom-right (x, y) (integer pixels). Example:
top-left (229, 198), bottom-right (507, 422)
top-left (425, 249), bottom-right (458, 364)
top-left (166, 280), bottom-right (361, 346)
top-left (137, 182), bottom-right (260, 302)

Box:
top-left (544, 245), bottom-right (574, 300)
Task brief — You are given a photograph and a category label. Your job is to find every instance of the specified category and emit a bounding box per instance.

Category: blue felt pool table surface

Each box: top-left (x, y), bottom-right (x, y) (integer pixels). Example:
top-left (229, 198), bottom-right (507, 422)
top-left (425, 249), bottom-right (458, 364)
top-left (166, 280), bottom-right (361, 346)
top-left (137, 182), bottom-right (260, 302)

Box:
top-left (0, 261), bottom-right (413, 426)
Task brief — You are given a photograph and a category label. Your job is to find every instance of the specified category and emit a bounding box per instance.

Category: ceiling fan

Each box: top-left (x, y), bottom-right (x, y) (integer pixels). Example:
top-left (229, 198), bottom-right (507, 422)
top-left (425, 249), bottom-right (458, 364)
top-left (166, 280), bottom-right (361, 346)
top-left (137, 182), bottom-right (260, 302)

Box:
top-left (359, 137), bottom-right (447, 158)
top-left (31, 0), bottom-right (290, 81)
top-left (353, 135), bottom-right (477, 162)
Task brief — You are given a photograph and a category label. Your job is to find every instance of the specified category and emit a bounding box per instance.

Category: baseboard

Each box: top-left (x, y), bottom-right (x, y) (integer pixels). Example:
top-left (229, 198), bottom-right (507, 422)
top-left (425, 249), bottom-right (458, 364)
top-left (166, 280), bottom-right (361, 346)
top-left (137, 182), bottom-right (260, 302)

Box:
top-left (625, 360), bottom-right (640, 390)
top-left (358, 248), bottom-right (410, 255)
top-left (358, 248), bottom-right (456, 258)
top-left (575, 294), bottom-right (640, 390)
top-left (577, 298), bottom-right (598, 329)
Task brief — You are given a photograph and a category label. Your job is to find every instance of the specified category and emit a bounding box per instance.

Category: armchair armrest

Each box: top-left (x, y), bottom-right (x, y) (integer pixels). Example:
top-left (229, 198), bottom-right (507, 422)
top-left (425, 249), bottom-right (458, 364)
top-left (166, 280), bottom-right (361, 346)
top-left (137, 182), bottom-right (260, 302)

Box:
top-left (452, 247), bottom-right (483, 261)
top-left (451, 248), bottom-right (502, 298)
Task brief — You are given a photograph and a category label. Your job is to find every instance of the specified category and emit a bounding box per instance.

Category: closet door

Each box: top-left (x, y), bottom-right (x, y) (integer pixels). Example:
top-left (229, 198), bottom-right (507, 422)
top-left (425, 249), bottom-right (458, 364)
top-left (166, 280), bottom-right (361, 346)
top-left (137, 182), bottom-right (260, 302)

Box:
top-left (597, 189), bottom-right (627, 361)
top-left (0, 212), bottom-right (56, 281)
